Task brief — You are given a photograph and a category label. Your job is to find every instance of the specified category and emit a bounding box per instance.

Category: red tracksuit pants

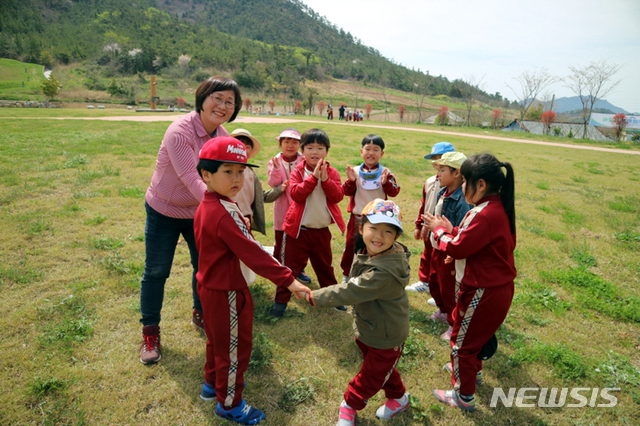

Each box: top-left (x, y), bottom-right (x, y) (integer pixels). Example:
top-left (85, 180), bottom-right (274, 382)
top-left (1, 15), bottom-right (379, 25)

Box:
top-left (340, 213), bottom-right (361, 277)
top-left (428, 248), bottom-right (456, 325)
top-left (449, 283), bottom-right (514, 395)
top-left (199, 286), bottom-right (254, 408)
top-left (417, 239), bottom-right (432, 283)
top-left (344, 338), bottom-right (406, 410)
top-left (275, 227), bottom-right (337, 304)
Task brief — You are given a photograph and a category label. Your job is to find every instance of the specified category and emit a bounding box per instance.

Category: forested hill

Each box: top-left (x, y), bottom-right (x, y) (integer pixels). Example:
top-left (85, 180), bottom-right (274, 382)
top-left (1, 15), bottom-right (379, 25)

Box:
top-left (0, 0), bottom-right (496, 101)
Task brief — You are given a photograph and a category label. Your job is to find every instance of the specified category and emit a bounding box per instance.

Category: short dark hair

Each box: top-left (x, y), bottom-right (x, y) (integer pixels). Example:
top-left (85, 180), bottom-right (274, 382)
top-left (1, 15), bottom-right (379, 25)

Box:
top-left (195, 77), bottom-right (242, 122)
top-left (197, 159), bottom-right (223, 178)
top-left (361, 134), bottom-right (385, 150)
top-left (300, 128), bottom-right (330, 150)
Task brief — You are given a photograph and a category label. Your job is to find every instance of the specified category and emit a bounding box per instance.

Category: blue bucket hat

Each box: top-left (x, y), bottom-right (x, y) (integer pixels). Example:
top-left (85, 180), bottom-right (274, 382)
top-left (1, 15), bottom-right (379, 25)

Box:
top-left (424, 142), bottom-right (455, 159)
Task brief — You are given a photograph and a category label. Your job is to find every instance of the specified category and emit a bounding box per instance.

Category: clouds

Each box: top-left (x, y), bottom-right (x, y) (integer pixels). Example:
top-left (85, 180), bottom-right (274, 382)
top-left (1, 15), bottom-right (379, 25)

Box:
top-left (301, 0), bottom-right (640, 112)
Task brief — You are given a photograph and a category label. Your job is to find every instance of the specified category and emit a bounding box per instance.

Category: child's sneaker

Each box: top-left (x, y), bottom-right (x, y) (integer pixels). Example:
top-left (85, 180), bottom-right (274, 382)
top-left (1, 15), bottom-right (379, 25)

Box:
top-left (270, 302), bottom-right (287, 318)
top-left (427, 297), bottom-right (437, 307)
top-left (429, 309), bottom-right (448, 323)
top-left (215, 400), bottom-right (266, 425)
top-left (375, 393), bottom-right (410, 420)
top-left (200, 381), bottom-right (216, 401)
top-left (341, 275), bottom-right (349, 284)
top-left (192, 309), bottom-right (204, 332)
top-left (432, 389), bottom-right (476, 412)
top-left (440, 326), bottom-right (453, 341)
top-left (297, 270), bottom-right (312, 284)
top-left (336, 400), bottom-right (356, 426)
top-left (334, 305), bottom-right (348, 312)
top-left (139, 325), bottom-right (161, 364)
top-left (443, 362), bottom-right (483, 385)
top-left (405, 281), bottom-right (429, 292)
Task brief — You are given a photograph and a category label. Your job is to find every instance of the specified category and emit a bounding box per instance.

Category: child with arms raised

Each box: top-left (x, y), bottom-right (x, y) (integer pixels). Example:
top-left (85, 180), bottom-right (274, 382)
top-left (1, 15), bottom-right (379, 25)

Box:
top-left (425, 153), bottom-right (516, 412)
top-left (271, 128), bottom-right (346, 318)
top-left (303, 199), bottom-right (411, 425)
top-left (194, 136), bottom-right (310, 425)
top-left (340, 134), bottom-right (400, 283)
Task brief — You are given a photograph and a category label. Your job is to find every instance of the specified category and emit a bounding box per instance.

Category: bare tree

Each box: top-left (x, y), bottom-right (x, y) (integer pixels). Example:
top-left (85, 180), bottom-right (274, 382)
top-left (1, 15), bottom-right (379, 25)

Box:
top-left (412, 75), bottom-right (430, 124)
top-left (462, 75), bottom-right (486, 127)
top-left (564, 59), bottom-right (622, 139)
top-left (507, 68), bottom-right (558, 125)
top-left (352, 81), bottom-right (363, 110)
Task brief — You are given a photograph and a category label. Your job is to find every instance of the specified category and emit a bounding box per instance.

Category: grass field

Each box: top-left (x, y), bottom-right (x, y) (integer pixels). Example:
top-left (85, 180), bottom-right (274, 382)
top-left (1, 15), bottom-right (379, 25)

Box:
top-left (1, 114), bottom-right (639, 425)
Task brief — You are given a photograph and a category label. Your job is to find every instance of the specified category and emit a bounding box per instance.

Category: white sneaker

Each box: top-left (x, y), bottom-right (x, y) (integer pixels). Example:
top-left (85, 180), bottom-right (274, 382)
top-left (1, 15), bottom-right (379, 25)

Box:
top-left (405, 281), bottom-right (429, 292)
top-left (341, 275), bottom-right (349, 284)
top-left (337, 400), bottom-right (356, 426)
top-left (375, 393), bottom-right (410, 420)
top-left (427, 298), bottom-right (437, 306)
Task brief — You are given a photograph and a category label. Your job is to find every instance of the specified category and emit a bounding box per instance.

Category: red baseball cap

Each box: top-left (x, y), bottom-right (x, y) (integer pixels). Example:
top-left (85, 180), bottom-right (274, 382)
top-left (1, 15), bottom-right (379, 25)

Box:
top-left (199, 136), bottom-right (258, 168)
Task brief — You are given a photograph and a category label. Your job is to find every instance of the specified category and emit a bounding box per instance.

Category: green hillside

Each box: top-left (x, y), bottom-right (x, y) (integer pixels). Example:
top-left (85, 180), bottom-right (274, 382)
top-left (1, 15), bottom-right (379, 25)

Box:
top-left (0, 0), bottom-right (511, 107)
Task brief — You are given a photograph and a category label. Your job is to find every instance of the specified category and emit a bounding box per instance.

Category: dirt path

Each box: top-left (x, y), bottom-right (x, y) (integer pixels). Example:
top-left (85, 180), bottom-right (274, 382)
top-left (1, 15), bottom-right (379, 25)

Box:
top-left (6, 114), bottom-right (639, 155)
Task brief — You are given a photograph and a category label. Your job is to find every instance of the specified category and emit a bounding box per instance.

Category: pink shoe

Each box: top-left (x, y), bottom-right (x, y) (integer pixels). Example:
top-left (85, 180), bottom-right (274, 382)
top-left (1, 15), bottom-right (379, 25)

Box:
top-left (429, 309), bottom-right (448, 323)
top-left (440, 326), bottom-right (452, 341)
top-left (432, 389), bottom-right (476, 412)
top-left (336, 401), bottom-right (356, 426)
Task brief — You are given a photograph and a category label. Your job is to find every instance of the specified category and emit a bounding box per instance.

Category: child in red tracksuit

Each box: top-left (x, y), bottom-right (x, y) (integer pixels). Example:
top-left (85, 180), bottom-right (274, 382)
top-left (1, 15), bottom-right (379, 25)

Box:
top-left (406, 142), bottom-right (456, 294)
top-left (425, 152), bottom-right (516, 412)
top-left (270, 128), bottom-right (346, 318)
top-left (194, 136), bottom-right (310, 425)
top-left (340, 134), bottom-right (400, 283)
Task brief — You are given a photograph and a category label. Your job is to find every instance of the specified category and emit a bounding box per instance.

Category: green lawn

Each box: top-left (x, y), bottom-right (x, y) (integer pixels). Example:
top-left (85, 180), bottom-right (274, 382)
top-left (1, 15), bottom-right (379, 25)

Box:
top-left (1, 117), bottom-right (639, 425)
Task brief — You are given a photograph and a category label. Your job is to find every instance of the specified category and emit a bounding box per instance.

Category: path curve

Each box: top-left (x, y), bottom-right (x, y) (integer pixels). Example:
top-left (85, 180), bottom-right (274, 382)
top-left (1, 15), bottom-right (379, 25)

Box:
top-left (5, 114), bottom-right (638, 155)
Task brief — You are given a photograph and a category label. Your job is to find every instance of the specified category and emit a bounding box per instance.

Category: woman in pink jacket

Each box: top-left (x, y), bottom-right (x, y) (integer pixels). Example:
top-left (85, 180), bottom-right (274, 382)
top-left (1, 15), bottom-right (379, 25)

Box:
top-left (139, 77), bottom-right (242, 365)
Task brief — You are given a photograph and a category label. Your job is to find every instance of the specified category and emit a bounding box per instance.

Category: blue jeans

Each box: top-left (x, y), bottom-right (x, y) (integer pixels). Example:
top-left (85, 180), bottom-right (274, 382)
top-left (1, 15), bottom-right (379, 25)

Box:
top-left (140, 202), bottom-right (201, 326)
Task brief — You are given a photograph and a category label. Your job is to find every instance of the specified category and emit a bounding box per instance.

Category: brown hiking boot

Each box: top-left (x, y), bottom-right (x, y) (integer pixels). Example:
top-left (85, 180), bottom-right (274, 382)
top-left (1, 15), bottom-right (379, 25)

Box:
top-left (192, 309), bottom-right (205, 333)
top-left (140, 325), bottom-right (161, 364)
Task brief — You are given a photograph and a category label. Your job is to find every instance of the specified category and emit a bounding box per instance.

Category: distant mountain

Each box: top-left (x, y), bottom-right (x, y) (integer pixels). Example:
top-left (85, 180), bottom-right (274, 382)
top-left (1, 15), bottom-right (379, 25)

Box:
top-left (552, 96), bottom-right (629, 114)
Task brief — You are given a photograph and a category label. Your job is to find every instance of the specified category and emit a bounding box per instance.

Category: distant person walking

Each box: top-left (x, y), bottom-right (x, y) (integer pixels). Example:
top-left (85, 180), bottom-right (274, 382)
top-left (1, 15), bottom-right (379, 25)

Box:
top-left (139, 76), bottom-right (242, 365)
top-left (339, 104), bottom-right (346, 120)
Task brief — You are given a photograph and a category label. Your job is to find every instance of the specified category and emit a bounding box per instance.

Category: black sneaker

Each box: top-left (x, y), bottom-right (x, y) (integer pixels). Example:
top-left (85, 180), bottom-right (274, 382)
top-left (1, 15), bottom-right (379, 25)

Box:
top-left (297, 270), bottom-right (312, 284)
top-left (270, 302), bottom-right (287, 318)
top-left (334, 305), bottom-right (348, 312)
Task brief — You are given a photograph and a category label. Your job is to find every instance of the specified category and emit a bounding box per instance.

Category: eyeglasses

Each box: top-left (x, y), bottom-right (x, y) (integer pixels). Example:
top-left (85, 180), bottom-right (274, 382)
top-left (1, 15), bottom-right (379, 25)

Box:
top-left (209, 93), bottom-right (235, 109)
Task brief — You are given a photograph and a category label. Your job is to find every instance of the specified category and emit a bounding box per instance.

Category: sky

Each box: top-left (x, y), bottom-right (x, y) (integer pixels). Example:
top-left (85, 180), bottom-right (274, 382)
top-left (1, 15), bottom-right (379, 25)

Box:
top-left (300, 0), bottom-right (640, 114)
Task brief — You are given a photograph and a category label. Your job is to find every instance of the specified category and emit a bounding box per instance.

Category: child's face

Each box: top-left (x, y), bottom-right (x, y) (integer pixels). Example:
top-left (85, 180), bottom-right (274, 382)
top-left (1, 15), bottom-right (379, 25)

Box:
top-left (202, 163), bottom-right (245, 197)
top-left (280, 137), bottom-right (300, 158)
top-left (302, 141), bottom-right (328, 168)
top-left (360, 221), bottom-right (399, 256)
top-left (361, 142), bottom-right (384, 168)
top-left (463, 178), bottom-right (487, 205)
top-left (430, 154), bottom-right (442, 171)
top-left (239, 140), bottom-right (254, 159)
top-left (437, 165), bottom-right (461, 189)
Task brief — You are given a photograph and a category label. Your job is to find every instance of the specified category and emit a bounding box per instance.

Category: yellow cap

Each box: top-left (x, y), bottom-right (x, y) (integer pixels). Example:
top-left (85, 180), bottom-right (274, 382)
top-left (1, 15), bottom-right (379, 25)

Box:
top-left (433, 151), bottom-right (467, 169)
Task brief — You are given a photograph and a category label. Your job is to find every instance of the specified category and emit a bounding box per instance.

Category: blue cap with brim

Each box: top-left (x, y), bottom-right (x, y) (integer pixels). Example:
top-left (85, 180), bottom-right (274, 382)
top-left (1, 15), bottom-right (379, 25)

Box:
top-left (424, 142), bottom-right (455, 159)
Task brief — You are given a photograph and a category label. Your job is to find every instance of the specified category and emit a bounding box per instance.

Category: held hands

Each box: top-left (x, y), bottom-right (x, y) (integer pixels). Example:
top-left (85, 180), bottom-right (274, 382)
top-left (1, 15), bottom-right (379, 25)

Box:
top-left (280, 180), bottom-right (289, 191)
top-left (421, 213), bottom-right (453, 233)
top-left (288, 280), bottom-right (311, 300)
top-left (444, 255), bottom-right (453, 265)
top-left (346, 165), bottom-right (357, 182)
